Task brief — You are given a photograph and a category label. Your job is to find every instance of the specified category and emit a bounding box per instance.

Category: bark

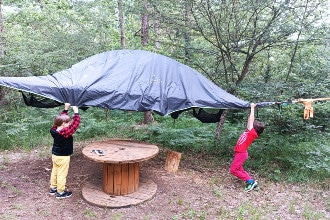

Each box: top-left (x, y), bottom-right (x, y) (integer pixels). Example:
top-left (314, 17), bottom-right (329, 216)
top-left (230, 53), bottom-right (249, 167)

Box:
top-left (0, 0), bottom-right (5, 104)
top-left (141, 1), bottom-right (149, 46)
top-left (105, 109), bottom-right (110, 121)
top-left (183, 1), bottom-right (191, 64)
top-left (216, 110), bottom-right (227, 140)
top-left (118, 0), bottom-right (126, 49)
top-left (141, 1), bottom-right (153, 124)
top-left (143, 111), bottom-right (154, 124)
top-left (285, 0), bottom-right (309, 83)
top-left (165, 150), bottom-right (182, 172)
top-left (285, 31), bottom-right (301, 83)
top-left (0, 0), bottom-right (4, 56)
top-left (153, 6), bottom-right (160, 50)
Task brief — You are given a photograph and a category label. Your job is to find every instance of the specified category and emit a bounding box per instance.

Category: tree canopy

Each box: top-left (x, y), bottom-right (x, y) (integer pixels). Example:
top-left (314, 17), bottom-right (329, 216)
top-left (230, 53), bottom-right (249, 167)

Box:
top-left (0, 0), bottom-right (329, 124)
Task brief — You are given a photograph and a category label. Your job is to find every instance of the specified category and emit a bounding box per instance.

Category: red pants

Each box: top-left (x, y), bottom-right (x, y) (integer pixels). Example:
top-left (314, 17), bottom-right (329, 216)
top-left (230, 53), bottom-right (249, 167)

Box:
top-left (229, 151), bottom-right (251, 181)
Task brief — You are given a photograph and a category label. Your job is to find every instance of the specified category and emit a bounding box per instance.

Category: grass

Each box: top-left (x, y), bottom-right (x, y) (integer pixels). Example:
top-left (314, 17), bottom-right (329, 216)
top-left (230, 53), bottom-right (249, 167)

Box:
top-left (0, 156), bottom-right (8, 170)
top-left (177, 198), bottom-right (183, 205)
top-left (112, 213), bottom-right (122, 220)
top-left (84, 208), bottom-right (97, 218)
top-left (0, 104), bottom-right (329, 183)
top-left (37, 209), bottom-right (50, 217)
top-left (213, 188), bottom-right (222, 198)
top-left (1, 180), bottom-right (8, 188)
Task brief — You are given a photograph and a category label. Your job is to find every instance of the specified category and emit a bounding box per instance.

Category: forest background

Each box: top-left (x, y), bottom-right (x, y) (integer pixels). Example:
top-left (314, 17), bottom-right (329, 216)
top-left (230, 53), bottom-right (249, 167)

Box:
top-left (0, 0), bottom-right (329, 184)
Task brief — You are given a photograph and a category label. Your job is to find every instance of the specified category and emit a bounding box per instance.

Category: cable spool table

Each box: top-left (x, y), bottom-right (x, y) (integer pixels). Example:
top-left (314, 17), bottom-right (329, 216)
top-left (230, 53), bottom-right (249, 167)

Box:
top-left (81, 139), bottom-right (159, 208)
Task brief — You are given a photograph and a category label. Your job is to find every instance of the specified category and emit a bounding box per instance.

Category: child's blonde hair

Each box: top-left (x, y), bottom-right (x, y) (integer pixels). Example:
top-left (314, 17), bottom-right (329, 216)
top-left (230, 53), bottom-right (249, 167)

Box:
top-left (53, 114), bottom-right (71, 127)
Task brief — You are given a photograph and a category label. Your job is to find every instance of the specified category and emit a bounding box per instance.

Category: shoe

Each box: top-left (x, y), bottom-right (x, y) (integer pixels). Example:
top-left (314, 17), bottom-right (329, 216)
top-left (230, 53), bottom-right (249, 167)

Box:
top-left (49, 187), bottom-right (57, 195)
top-left (245, 180), bottom-right (258, 192)
top-left (56, 190), bottom-right (72, 199)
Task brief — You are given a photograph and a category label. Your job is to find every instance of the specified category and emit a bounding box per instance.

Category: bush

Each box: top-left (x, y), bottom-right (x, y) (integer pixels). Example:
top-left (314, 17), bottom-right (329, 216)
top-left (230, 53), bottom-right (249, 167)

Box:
top-left (0, 104), bottom-right (329, 182)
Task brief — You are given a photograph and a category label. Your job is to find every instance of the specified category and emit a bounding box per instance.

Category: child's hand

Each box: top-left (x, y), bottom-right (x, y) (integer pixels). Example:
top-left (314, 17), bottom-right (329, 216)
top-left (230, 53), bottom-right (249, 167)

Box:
top-left (250, 103), bottom-right (256, 108)
top-left (72, 106), bottom-right (79, 113)
top-left (64, 103), bottom-right (71, 110)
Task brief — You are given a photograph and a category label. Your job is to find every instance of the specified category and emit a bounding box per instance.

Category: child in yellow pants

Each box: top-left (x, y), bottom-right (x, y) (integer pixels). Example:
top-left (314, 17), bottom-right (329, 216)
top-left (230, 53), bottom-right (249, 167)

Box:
top-left (49, 103), bottom-right (80, 199)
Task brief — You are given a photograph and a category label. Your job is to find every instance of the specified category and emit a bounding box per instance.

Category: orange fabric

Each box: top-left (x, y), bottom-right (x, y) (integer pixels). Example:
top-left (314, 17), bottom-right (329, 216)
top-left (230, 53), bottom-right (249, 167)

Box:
top-left (302, 100), bottom-right (313, 119)
top-left (294, 98), bottom-right (330, 120)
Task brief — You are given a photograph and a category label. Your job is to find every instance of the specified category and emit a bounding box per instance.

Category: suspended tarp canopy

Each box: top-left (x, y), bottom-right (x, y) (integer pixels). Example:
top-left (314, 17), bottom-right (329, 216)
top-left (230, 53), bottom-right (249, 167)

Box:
top-left (0, 50), bottom-right (271, 116)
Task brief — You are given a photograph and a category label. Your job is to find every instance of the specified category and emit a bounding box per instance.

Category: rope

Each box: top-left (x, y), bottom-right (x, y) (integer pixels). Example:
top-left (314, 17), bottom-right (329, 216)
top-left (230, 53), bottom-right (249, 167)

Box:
top-left (257, 97), bottom-right (330, 119)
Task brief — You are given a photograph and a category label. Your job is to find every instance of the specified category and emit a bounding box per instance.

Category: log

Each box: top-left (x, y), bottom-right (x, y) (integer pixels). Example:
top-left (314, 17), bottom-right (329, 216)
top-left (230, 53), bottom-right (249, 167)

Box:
top-left (165, 150), bottom-right (182, 172)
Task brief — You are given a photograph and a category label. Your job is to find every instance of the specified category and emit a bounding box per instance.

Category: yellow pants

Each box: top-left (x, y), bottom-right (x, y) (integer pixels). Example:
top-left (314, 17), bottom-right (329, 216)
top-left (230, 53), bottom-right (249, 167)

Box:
top-left (50, 155), bottom-right (70, 193)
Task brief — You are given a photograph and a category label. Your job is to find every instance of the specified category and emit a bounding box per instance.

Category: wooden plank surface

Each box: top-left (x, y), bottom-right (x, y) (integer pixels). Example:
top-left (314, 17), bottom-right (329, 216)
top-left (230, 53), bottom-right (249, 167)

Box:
top-left (102, 163), bottom-right (114, 194)
top-left (128, 163), bottom-right (137, 194)
top-left (82, 176), bottom-right (157, 208)
top-left (82, 139), bottom-right (159, 163)
top-left (133, 162), bottom-right (139, 191)
top-left (113, 164), bottom-right (122, 195)
top-left (121, 163), bottom-right (129, 195)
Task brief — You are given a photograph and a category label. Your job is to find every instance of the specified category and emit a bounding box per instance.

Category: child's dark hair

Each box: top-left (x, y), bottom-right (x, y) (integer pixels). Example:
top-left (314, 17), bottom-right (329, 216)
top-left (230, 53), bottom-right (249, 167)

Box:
top-left (53, 114), bottom-right (71, 127)
top-left (253, 121), bottom-right (265, 135)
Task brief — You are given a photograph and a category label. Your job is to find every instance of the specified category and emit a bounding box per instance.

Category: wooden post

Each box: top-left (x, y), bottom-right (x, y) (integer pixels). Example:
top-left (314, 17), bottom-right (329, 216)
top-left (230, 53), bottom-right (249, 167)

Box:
top-left (165, 150), bottom-right (182, 172)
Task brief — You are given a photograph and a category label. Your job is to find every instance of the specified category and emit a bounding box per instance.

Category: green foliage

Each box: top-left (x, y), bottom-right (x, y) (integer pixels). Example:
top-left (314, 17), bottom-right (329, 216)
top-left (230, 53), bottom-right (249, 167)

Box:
top-left (1, 103), bottom-right (329, 182)
top-left (0, 0), bottom-right (329, 184)
top-left (246, 131), bottom-right (330, 182)
top-left (1, 0), bottom-right (142, 78)
top-left (135, 112), bottom-right (217, 152)
top-left (0, 103), bottom-right (54, 150)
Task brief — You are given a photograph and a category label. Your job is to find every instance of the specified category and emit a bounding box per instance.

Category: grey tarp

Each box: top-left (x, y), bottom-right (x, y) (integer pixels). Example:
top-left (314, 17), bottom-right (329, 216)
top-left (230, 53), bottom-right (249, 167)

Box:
top-left (0, 50), bottom-right (269, 116)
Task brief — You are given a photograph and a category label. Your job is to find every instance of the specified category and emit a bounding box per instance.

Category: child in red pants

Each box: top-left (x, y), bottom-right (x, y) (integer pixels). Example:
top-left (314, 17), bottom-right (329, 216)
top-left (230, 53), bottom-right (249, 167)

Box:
top-left (230, 103), bottom-right (265, 191)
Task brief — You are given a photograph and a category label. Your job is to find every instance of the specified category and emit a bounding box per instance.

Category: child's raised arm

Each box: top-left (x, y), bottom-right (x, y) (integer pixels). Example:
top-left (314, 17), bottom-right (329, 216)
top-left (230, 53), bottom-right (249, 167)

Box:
top-left (246, 103), bottom-right (256, 130)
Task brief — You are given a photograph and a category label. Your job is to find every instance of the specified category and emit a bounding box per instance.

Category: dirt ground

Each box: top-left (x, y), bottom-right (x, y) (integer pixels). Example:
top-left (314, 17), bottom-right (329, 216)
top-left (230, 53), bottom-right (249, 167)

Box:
top-left (0, 142), bottom-right (329, 220)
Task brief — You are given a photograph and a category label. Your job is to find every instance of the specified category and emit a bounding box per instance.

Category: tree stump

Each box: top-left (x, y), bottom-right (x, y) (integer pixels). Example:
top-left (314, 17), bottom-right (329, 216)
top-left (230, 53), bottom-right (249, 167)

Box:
top-left (165, 150), bottom-right (182, 172)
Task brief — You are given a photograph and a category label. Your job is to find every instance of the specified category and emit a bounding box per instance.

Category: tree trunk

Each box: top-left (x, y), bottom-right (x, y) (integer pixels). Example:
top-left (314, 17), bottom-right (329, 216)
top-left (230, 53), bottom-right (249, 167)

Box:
top-left (216, 110), bottom-right (228, 140)
top-left (165, 150), bottom-right (182, 172)
top-left (153, 6), bottom-right (160, 50)
top-left (105, 109), bottom-right (110, 121)
top-left (0, 0), bottom-right (5, 104)
top-left (141, 1), bottom-right (149, 46)
top-left (143, 111), bottom-right (154, 124)
top-left (118, 0), bottom-right (126, 49)
top-left (0, 0), bottom-right (4, 56)
top-left (141, 1), bottom-right (153, 124)
top-left (285, 0), bottom-right (309, 84)
top-left (183, 1), bottom-right (191, 64)
top-left (104, 0), bottom-right (126, 121)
